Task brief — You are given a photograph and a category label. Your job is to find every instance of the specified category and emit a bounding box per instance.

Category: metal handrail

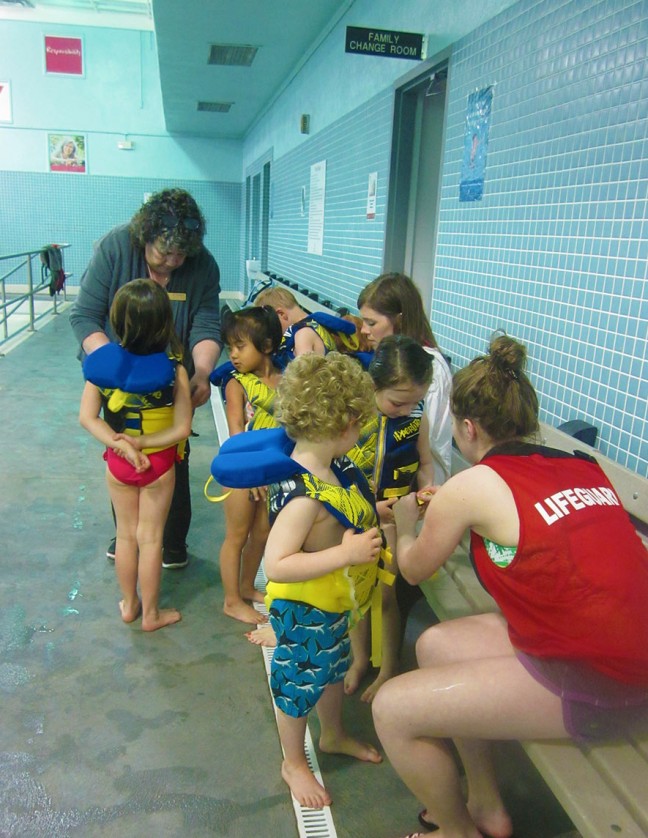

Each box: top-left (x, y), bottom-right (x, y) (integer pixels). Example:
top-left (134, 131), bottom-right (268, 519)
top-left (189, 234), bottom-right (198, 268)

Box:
top-left (0, 244), bottom-right (71, 350)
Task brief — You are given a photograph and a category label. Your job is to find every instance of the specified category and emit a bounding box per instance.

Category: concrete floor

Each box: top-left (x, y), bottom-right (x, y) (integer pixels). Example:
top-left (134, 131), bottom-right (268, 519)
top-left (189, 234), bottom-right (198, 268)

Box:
top-left (0, 311), bottom-right (577, 837)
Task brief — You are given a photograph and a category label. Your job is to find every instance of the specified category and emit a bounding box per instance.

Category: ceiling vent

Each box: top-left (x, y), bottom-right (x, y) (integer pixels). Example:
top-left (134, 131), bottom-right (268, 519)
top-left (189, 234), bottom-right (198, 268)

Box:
top-left (208, 43), bottom-right (258, 66)
top-left (197, 101), bottom-right (233, 113)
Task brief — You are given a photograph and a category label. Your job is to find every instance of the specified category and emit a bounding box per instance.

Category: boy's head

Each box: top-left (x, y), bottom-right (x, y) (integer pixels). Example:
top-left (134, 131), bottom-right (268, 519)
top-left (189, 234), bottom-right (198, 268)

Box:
top-left (254, 287), bottom-right (302, 328)
top-left (276, 352), bottom-right (375, 441)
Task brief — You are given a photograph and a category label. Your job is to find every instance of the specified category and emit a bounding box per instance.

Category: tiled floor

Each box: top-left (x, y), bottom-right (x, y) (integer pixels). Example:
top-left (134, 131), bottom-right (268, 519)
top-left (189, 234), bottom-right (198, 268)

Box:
top-left (0, 312), bottom-right (576, 837)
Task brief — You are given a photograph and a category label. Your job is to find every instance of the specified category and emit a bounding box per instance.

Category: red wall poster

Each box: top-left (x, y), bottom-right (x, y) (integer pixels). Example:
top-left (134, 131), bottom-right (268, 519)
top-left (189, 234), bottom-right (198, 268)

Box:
top-left (44, 36), bottom-right (83, 76)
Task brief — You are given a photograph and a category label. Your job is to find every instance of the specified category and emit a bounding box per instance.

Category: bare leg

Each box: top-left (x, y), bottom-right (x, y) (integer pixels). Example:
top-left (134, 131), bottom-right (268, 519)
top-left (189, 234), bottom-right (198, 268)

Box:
top-left (455, 739), bottom-right (513, 838)
top-left (318, 680), bottom-right (382, 763)
top-left (239, 502), bottom-right (269, 604)
top-left (219, 489), bottom-right (268, 624)
top-left (107, 473), bottom-right (141, 623)
top-left (415, 615), bottom-right (516, 835)
top-left (344, 615), bottom-right (370, 694)
top-left (373, 614), bottom-right (568, 837)
top-left (136, 469), bottom-right (181, 631)
top-left (276, 708), bottom-right (331, 809)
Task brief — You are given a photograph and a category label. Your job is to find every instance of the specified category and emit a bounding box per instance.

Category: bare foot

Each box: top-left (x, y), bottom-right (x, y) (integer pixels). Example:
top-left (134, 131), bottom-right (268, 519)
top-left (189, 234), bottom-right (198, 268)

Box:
top-left (319, 733), bottom-right (382, 763)
top-left (224, 600), bottom-right (268, 625)
top-left (418, 801), bottom-right (513, 838)
top-left (245, 625), bottom-right (277, 646)
top-left (141, 608), bottom-right (182, 632)
top-left (241, 586), bottom-right (266, 604)
top-left (281, 759), bottom-right (332, 809)
top-left (343, 659), bottom-right (368, 695)
top-left (119, 598), bottom-right (142, 623)
top-left (466, 800), bottom-right (514, 838)
top-left (360, 670), bottom-right (395, 703)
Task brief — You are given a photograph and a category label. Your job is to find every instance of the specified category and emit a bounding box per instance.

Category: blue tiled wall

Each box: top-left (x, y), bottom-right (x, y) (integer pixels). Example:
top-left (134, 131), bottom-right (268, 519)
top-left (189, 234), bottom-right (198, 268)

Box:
top-left (432, 0), bottom-right (648, 475)
top-left (268, 90), bottom-right (394, 311)
top-left (0, 172), bottom-right (242, 293)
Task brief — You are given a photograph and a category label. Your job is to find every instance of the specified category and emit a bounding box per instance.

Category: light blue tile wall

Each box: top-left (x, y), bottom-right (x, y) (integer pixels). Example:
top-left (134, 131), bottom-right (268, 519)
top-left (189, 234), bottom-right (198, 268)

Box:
top-left (0, 172), bottom-right (242, 293)
top-left (267, 90), bottom-right (394, 310)
top-left (432, 0), bottom-right (648, 476)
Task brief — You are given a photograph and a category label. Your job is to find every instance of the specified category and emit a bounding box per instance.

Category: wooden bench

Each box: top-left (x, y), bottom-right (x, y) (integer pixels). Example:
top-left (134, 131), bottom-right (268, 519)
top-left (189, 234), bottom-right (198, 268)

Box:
top-left (419, 428), bottom-right (648, 838)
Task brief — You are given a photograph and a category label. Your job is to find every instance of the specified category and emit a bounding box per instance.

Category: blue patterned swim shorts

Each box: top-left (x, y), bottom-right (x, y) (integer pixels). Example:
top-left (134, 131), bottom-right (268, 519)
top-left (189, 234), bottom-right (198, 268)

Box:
top-left (269, 600), bottom-right (351, 718)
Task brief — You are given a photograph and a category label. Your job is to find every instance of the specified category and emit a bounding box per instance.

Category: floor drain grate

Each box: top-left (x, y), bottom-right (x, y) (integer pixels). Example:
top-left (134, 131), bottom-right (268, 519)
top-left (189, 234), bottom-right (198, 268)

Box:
top-left (254, 568), bottom-right (338, 838)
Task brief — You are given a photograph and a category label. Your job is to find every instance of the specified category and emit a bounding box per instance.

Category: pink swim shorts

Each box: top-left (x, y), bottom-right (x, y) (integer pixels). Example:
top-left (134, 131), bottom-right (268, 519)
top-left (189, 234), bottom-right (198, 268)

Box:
top-left (104, 446), bottom-right (178, 487)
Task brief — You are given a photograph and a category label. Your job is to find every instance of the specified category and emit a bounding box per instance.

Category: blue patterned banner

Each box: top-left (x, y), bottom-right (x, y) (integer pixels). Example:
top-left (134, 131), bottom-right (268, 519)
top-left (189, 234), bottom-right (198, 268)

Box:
top-left (459, 86), bottom-right (493, 202)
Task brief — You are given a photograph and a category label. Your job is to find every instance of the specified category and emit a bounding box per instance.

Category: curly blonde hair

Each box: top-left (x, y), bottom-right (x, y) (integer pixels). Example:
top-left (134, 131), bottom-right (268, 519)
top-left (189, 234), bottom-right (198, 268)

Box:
top-left (276, 352), bottom-right (375, 441)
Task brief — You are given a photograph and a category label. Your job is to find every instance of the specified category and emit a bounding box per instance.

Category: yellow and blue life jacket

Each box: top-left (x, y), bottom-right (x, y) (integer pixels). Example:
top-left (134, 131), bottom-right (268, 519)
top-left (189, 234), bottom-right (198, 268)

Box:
top-left (348, 402), bottom-right (424, 500)
top-left (83, 343), bottom-right (184, 457)
top-left (276, 311), bottom-right (360, 366)
top-left (209, 427), bottom-right (394, 662)
top-left (210, 361), bottom-right (279, 431)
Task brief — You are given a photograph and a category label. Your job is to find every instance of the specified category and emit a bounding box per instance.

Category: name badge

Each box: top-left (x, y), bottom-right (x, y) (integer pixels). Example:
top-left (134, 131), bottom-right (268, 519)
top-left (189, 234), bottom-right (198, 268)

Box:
top-left (167, 292), bottom-right (187, 302)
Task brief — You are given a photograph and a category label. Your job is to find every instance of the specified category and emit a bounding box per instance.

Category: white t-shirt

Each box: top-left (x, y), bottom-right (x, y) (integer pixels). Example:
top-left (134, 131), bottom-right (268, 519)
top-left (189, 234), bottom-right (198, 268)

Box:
top-left (423, 347), bottom-right (452, 485)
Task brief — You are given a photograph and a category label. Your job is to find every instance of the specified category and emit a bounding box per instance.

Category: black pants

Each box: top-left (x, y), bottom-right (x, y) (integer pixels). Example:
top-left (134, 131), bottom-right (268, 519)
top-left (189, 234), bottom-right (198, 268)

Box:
top-left (163, 439), bottom-right (191, 550)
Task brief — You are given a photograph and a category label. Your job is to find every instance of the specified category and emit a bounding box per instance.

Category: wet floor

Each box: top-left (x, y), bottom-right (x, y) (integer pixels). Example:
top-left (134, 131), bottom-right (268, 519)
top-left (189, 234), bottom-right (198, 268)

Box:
top-left (0, 312), bottom-right (577, 837)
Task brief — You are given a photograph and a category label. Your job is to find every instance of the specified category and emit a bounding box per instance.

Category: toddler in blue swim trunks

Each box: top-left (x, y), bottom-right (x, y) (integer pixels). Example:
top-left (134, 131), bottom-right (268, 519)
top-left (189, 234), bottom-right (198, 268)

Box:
top-left (263, 352), bottom-right (386, 809)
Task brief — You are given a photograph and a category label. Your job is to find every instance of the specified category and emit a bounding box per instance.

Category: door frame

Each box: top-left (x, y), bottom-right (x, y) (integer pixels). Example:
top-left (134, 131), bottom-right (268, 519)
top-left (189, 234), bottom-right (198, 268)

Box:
top-left (383, 48), bottom-right (451, 279)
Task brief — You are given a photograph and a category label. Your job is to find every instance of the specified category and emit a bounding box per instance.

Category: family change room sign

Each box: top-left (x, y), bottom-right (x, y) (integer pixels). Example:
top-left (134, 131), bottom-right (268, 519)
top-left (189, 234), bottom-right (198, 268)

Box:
top-left (345, 26), bottom-right (425, 60)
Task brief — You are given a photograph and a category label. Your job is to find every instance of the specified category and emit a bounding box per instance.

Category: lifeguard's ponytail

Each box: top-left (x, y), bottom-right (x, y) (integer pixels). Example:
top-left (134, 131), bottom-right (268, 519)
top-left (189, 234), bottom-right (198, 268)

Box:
top-left (451, 335), bottom-right (539, 442)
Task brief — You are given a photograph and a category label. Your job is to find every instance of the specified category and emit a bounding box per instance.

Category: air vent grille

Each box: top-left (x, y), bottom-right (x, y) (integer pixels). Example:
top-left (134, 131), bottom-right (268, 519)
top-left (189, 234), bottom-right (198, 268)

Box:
top-left (208, 43), bottom-right (258, 66)
top-left (197, 101), bottom-right (233, 113)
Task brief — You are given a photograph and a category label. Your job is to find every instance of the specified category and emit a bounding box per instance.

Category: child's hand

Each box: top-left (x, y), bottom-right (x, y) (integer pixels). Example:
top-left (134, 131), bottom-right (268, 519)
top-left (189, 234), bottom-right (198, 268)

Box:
top-left (111, 438), bottom-right (150, 472)
top-left (248, 485), bottom-right (268, 502)
top-left (113, 432), bottom-right (143, 452)
top-left (416, 485), bottom-right (439, 505)
top-left (376, 497), bottom-right (398, 524)
top-left (342, 526), bottom-right (383, 566)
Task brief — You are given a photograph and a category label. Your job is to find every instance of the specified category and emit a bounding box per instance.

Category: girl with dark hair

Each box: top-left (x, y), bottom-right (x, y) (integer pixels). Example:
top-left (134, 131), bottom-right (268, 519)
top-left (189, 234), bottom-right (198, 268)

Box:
top-left (79, 279), bottom-right (192, 631)
top-left (373, 335), bottom-right (648, 838)
top-left (358, 273), bottom-right (452, 484)
top-left (345, 335), bottom-right (435, 702)
top-left (210, 306), bottom-right (283, 624)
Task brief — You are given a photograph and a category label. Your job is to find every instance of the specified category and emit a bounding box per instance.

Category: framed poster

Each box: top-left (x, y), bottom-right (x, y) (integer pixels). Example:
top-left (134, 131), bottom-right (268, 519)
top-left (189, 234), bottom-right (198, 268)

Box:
top-left (459, 86), bottom-right (493, 202)
top-left (48, 133), bottom-right (87, 173)
top-left (0, 81), bottom-right (12, 123)
top-left (44, 35), bottom-right (84, 76)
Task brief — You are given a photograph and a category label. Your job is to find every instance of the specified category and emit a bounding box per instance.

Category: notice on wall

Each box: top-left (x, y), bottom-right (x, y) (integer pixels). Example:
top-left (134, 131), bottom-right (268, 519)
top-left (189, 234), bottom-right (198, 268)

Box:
top-left (0, 82), bottom-right (12, 123)
top-left (307, 160), bottom-right (326, 255)
top-left (459, 86), bottom-right (493, 202)
top-left (45, 35), bottom-right (84, 76)
top-left (48, 133), bottom-right (87, 173)
top-left (366, 171), bottom-right (377, 219)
